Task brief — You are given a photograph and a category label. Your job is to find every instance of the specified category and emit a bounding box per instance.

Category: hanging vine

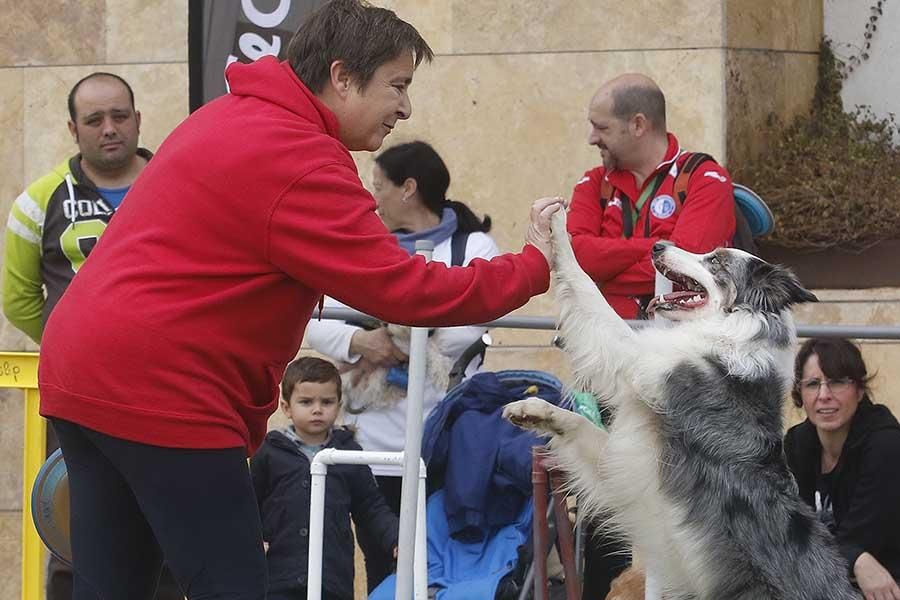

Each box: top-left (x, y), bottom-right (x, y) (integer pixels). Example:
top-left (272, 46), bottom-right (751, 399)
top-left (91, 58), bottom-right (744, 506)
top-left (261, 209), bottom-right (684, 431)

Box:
top-left (838, 0), bottom-right (885, 78)
top-left (735, 4), bottom-right (900, 252)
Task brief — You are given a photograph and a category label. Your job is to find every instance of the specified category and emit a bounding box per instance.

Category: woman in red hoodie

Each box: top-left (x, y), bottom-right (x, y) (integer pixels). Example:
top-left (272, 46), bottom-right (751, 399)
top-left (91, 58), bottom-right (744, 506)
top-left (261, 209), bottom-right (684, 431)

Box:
top-left (38, 1), bottom-right (563, 598)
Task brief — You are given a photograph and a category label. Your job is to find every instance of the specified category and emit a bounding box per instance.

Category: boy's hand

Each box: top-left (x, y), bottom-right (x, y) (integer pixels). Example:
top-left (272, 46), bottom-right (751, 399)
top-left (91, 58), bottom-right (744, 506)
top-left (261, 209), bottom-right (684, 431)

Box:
top-left (392, 546), bottom-right (399, 559)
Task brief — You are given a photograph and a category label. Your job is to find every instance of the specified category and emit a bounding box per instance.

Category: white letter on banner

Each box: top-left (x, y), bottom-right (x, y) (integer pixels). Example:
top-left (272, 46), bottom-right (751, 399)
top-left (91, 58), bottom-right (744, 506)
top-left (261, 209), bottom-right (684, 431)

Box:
top-left (242, 0), bottom-right (290, 28)
top-left (238, 32), bottom-right (282, 61)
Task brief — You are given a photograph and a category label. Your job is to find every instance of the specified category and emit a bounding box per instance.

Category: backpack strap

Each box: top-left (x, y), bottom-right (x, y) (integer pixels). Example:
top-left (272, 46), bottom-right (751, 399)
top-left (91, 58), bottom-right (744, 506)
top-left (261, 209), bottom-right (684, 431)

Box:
top-left (673, 152), bottom-right (716, 206)
top-left (600, 178), bottom-right (639, 239)
top-left (450, 230), bottom-right (470, 267)
top-left (599, 178), bottom-right (614, 210)
top-left (447, 228), bottom-right (488, 390)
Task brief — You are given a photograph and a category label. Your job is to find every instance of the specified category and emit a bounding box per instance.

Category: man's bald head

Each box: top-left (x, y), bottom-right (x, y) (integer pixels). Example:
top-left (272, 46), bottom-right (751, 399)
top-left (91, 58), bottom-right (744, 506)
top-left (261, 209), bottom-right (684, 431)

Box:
top-left (594, 73), bottom-right (666, 132)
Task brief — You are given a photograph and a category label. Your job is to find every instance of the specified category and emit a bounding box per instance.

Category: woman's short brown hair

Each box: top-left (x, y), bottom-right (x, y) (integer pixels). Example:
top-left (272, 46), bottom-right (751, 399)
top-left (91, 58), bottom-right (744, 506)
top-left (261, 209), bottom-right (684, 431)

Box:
top-left (286, 0), bottom-right (433, 94)
top-left (791, 338), bottom-right (873, 408)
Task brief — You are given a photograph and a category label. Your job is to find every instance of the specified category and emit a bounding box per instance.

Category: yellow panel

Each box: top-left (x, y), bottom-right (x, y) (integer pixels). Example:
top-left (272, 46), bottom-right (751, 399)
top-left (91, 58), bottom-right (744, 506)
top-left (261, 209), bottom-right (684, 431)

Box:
top-left (0, 352), bottom-right (39, 389)
top-left (22, 388), bottom-right (46, 600)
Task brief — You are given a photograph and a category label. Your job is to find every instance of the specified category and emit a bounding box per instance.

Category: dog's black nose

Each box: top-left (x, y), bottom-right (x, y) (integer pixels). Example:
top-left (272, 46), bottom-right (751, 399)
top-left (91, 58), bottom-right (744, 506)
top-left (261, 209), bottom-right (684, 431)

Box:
top-left (652, 240), bottom-right (674, 257)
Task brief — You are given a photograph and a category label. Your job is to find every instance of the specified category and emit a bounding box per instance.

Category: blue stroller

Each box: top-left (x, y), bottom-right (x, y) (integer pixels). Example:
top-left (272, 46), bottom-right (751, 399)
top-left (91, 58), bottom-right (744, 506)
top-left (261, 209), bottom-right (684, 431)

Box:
top-left (369, 370), bottom-right (570, 600)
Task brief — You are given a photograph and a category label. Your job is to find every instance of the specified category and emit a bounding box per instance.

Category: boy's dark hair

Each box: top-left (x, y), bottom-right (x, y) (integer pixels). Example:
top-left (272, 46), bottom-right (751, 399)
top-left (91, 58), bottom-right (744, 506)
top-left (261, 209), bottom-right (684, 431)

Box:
top-left (791, 338), bottom-right (873, 408)
top-left (281, 356), bottom-right (342, 403)
top-left (375, 141), bottom-right (491, 234)
top-left (286, 0), bottom-right (434, 94)
top-left (68, 72), bottom-right (136, 121)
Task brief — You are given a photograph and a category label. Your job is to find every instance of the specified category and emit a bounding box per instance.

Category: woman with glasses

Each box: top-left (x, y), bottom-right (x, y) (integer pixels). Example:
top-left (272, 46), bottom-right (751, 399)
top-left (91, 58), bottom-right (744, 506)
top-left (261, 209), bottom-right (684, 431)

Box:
top-left (785, 338), bottom-right (900, 599)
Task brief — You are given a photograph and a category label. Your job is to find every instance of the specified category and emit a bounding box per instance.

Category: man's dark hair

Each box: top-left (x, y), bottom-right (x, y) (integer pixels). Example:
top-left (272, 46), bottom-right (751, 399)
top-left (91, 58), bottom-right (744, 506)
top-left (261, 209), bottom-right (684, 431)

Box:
top-left (68, 72), bottom-right (136, 121)
top-left (611, 84), bottom-right (666, 132)
top-left (286, 0), bottom-right (434, 94)
top-left (791, 338), bottom-right (873, 408)
top-left (281, 356), bottom-right (342, 403)
top-left (375, 141), bottom-right (491, 234)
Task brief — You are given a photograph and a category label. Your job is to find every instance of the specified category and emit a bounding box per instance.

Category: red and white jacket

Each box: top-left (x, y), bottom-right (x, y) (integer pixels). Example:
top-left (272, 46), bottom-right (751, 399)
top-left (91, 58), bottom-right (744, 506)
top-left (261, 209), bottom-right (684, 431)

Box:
top-left (38, 58), bottom-right (550, 454)
top-left (567, 134), bottom-right (735, 318)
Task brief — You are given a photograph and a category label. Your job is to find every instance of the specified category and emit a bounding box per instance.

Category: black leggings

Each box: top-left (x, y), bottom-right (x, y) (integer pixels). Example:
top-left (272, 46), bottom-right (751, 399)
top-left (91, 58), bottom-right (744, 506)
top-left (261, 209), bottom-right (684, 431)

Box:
top-left (51, 418), bottom-right (267, 600)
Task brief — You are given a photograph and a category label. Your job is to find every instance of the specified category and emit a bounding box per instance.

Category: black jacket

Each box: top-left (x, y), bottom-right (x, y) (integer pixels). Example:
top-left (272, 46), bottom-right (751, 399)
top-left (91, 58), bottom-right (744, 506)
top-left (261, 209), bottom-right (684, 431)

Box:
top-left (785, 399), bottom-right (900, 580)
top-left (250, 427), bottom-right (399, 598)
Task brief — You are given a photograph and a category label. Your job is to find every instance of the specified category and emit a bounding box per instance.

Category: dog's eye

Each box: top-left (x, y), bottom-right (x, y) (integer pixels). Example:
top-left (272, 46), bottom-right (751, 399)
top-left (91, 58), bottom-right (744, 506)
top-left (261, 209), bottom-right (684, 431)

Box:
top-left (708, 255), bottom-right (721, 267)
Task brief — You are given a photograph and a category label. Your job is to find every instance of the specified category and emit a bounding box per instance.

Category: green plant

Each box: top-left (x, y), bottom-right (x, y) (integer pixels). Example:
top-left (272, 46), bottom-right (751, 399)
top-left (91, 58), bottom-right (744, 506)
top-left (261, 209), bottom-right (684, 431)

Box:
top-left (737, 40), bottom-right (900, 251)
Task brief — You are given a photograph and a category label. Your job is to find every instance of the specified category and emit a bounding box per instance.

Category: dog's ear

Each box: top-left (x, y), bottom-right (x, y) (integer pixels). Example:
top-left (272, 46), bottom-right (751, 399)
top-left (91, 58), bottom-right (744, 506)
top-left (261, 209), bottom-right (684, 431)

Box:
top-left (742, 260), bottom-right (818, 312)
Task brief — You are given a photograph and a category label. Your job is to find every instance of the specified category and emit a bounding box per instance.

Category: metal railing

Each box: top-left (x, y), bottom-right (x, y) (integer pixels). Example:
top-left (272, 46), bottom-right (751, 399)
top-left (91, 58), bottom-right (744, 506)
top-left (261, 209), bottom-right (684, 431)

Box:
top-left (8, 306), bottom-right (900, 599)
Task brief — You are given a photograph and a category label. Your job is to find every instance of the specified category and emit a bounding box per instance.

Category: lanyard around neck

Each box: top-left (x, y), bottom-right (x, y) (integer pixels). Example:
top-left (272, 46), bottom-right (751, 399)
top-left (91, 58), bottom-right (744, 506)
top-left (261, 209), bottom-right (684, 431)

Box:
top-left (622, 170), bottom-right (667, 239)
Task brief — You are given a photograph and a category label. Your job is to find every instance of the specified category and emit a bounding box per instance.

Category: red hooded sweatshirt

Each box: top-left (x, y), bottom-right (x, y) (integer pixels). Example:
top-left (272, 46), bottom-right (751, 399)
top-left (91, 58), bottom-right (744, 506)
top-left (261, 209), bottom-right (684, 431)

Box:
top-left (38, 58), bottom-right (550, 454)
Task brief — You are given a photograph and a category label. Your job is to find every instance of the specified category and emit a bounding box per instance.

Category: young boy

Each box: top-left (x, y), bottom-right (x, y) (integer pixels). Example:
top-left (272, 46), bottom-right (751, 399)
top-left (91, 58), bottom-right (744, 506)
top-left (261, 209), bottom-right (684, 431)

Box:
top-left (251, 357), bottom-right (399, 600)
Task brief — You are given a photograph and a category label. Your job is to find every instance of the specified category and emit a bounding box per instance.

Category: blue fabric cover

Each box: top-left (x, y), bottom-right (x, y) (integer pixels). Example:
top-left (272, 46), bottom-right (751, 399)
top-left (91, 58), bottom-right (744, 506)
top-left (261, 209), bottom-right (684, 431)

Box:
top-left (369, 490), bottom-right (532, 600)
top-left (422, 371), bottom-right (564, 541)
top-left (370, 370), bottom-right (568, 600)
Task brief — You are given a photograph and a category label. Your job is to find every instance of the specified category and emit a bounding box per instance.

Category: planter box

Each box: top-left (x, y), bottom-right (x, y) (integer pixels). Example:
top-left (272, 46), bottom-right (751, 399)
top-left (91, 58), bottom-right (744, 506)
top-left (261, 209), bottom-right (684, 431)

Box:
top-left (757, 239), bottom-right (900, 289)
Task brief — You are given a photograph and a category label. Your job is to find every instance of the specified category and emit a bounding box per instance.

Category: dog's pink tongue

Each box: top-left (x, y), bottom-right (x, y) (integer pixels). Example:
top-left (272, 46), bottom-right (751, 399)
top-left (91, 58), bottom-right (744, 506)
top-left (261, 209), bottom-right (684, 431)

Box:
top-left (665, 290), bottom-right (704, 303)
top-left (646, 291), bottom-right (707, 314)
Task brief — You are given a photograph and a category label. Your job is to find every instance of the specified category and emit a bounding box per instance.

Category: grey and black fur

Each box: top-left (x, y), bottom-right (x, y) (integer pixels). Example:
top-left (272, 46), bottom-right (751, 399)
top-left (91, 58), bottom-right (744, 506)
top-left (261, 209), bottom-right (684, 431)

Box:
top-left (504, 210), bottom-right (858, 599)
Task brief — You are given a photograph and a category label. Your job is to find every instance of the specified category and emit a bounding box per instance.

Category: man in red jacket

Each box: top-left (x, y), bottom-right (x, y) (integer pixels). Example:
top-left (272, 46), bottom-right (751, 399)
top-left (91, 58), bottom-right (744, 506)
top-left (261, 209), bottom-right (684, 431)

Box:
top-left (37, 1), bottom-right (562, 598)
top-left (568, 74), bottom-right (736, 600)
top-left (567, 73), bottom-right (736, 320)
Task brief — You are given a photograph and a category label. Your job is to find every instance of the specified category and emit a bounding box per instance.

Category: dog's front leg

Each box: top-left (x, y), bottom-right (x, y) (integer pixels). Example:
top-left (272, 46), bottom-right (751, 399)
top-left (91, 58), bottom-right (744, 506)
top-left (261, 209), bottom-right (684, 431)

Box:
top-left (503, 397), bottom-right (610, 495)
top-left (550, 210), bottom-right (640, 404)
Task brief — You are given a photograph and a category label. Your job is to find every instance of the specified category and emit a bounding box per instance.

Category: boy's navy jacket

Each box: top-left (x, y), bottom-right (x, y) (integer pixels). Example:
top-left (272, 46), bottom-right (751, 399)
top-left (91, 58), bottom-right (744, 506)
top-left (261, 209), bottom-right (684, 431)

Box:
top-left (250, 426), bottom-right (398, 598)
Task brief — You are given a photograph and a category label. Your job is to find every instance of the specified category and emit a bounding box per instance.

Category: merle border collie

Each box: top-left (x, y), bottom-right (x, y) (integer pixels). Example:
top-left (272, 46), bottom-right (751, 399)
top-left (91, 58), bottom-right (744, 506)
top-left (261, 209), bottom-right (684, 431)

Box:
top-left (504, 210), bottom-right (858, 600)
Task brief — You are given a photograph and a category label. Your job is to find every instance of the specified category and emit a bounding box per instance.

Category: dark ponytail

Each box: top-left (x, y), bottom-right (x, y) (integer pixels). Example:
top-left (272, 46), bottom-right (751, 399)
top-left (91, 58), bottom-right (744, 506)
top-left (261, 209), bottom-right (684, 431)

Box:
top-left (446, 199), bottom-right (491, 233)
top-left (374, 141), bottom-right (491, 234)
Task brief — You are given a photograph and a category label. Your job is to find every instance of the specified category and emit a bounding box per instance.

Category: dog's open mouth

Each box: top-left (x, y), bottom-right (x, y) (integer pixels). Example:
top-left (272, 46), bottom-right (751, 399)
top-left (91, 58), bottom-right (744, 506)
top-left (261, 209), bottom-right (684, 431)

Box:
top-left (646, 266), bottom-right (708, 314)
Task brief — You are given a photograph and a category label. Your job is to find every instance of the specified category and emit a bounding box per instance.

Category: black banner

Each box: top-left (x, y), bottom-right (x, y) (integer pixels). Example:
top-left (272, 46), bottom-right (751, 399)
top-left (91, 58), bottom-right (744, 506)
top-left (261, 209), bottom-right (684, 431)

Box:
top-left (188, 0), bottom-right (326, 111)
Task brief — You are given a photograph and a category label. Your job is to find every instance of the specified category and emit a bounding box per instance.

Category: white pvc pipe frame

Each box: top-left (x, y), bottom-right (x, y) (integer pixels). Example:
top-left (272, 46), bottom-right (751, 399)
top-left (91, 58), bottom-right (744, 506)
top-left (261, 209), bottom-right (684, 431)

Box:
top-left (307, 450), bottom-right (428, 600)
top-left (307, 240), bottom-right (434, 600)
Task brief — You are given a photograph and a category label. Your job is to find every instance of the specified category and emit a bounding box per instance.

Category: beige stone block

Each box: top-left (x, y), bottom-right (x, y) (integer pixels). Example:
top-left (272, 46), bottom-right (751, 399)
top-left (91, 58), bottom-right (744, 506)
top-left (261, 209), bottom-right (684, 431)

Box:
top-left (0, 67), bottom-right (36, 351)
top-left (860, 341), bottom-right (900, 416)
top-left (0, 1), bottom-right (106, 66)
top-left (0, 389), bottom-right (24, 510)
top-left (725, 50), bottom-right (818, 167)
top-left (23, 63), bottom-right (189, 184)
top-left (449, 0), bottom-right (723, 54)
top-left (483, 346), bottom-right (572, 383)
top-left (793, 288), bottom-right (900, 327)
top-left (105, 0), bottom-right (188, 63)
top-left (0, 510), bottom-right (22, 600)
top-left (357, 49), bottom-right (726, 268)
top-left (0, 67), bottom-right (24, 259)
top-left (725, 0), bottom-right (823, 52)
top-left (376, 0), bottom-right (453, 55)
top-left (489, 323), bottom-right (557, 350)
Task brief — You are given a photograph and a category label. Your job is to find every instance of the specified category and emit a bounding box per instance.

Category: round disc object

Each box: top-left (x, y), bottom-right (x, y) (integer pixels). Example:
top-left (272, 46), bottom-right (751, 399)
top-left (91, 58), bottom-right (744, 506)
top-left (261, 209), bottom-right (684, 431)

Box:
top-left (31, 448), bottom-right (72, 565)
top-left (733, 183), bottom-right (775, 238)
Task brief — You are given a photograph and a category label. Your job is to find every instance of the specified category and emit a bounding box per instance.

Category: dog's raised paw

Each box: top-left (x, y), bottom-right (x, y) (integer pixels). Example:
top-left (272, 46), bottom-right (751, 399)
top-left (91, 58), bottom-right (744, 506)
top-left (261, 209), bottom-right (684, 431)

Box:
top-left (503, 397), bottom-right (564, 436)
top-left (550, 207), bottom-right (568, 236)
